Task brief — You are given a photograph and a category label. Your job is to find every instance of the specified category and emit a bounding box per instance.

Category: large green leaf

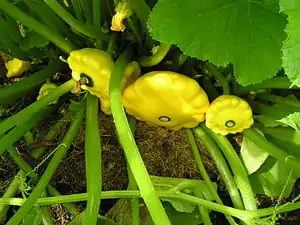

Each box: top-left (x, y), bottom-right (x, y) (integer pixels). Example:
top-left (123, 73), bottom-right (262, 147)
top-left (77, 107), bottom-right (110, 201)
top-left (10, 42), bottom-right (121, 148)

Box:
top-left (280, 1), bottom-right (300, 86)
top-left (148, 0), bottom-right (287, 86)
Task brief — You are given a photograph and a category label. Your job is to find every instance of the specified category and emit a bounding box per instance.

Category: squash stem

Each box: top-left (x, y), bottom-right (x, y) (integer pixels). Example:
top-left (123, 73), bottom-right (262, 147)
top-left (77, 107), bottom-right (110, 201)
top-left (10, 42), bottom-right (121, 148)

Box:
top-left (185, 128), bottom-right (239, 225)
top-left (109, 47), bottom-right (171, 225)
top-left (138, 43), bottom-right (172, 67)
top-left (84, 94), bottom-right (102, 224)
top-left (127, 0), bottom-right (150, 32)
top-left (205, 62), bottom-right (230, 95)
top-left (193, 126), bottom-right (244, 210)
top-left (202, 126), bottom-right (257, 211)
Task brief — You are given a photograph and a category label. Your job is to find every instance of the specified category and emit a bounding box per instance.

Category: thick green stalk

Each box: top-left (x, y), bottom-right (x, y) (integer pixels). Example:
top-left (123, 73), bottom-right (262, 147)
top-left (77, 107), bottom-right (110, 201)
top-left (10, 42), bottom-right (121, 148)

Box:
top-left (0, 79), bottom-right (74, 139)
top-left (127, 0), bottom-right (150, 31)
top-left (0, 0), bottom-right (74, 53)
top-left (84, 94), bottom-right (102, 225)
top-left (79, 0), bottom-right (93, 24)
top-left (109, 47), bottom-right (171, 225)
top-left (2, 191), bottom-right (300, 221)
top-left (6, 107), bottom-right (84, 225)
top-left (72, 0), bottom-right (84, 22)
top-left (0, 61), bottom-right (64, 105)
top-left (185, 129), bottom-right (238, 225)
top-left (243, 128), bottom-right (300, 173)
top-left (92, 0), bottom-right (101, 30)
top-left (128, 117), bottom-right (140, 225)
top-left (194, 126), bottom-right (244, 210)
top-left (138, 43), bottom-right (172, 67)
top-left (44, 0), bottom-right (104, 40)
top-left (0, 107), bottom-right (54, 155)
top-left (202, 126), bottom-right (257, 211)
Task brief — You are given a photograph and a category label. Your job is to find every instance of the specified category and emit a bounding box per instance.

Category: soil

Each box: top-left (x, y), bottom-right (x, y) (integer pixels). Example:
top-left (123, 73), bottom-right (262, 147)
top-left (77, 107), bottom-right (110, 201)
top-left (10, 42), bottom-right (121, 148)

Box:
top-left (0, 55), bottom-right (299, 225)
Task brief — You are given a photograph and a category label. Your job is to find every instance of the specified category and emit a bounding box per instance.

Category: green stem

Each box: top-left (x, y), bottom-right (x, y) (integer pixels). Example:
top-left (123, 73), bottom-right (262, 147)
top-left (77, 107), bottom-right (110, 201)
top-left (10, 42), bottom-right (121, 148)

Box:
top-left (44, 0), bottom-right (104, 41)
top-left (185, 129), bottom-right (238, 225)
top-left (127, 18), bottom-right (142, 51)
top-left (2, 191), bottom-right (300, 221)
top-left (127, 117), bottom-right (140, 225)
top-left (205, 62), bottom-right (230, 95)
top-left (193, 189), bottom-right (212, 225)
top-left (0, 107), bottom-right (55, 155)
top-left (127, 0), bottom-right (150, 32)
top-left (0, 0), bottom-right (74, 53)
top-left (72, 0), bottom-right (84, 22)
top-left (0, 61), bottom-right (63, 105)
top-left (202, 126), bottom-right (257, 211)
top-left (92, 0), bottom-right (101, 30)
top-left (107, 33), bottom-right (116, 56)
top-left (243, 128), bottom-right (300, 173)
top-left (6, 107), bottom-right (84, 225)
top-left (194, 126), bottom-right (244, 210)
top-left (0, 79), bottom-right (74, 139)
top-left (84, 94), bottom-right (102, 225)
top-left (79, 0), bottom-right (93, 24)
top-left (109, 47), bottom-right (171, 225)
top-left (138, 43), bottom-right (172, 67)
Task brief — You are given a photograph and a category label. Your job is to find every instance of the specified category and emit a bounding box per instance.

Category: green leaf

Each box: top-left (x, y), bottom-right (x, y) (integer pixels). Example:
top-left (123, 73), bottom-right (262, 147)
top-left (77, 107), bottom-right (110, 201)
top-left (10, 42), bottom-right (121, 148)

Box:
top-left (280, 1), bottom-right (300, 86)
top-left (249, 156), bottom-right (298, 197)
top-left (20, 31), bottom-right (49, 51)
top-left (255, 115), bottom-right (286, 127)
top-left (148, 0), bottom-right (287, 86)
top-left (241, 130), bottom-right (269, 175)
top-left (148, 202), bottom-right (203, 225)
top-left (277, 112), bottom-right (300, 130)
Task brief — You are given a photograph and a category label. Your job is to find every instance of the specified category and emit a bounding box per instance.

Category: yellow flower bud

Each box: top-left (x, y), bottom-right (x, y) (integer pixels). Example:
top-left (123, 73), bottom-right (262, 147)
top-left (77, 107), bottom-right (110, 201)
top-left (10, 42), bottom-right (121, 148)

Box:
top-left (5, 58), bottom-right (31, 78)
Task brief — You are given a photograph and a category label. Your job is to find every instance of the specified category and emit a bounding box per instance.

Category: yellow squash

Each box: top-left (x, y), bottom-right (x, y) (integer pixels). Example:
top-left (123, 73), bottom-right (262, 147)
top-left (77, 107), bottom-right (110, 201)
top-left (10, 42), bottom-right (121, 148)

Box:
top-left (205, 95), bottom-right (254, 135)
top-left (122, 71), bottom-right (210, 130)
top-left (67, 48), bottom-right (114, 114)
top-left (67, 48), bottom-right (140, 114)
top-left (5, 58), bottom-right (31, 78)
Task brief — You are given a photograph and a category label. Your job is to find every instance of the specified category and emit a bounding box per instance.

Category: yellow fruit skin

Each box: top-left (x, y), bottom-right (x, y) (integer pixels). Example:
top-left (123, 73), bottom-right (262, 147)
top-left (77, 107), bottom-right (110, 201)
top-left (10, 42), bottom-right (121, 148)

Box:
top-left (67, 48), bottom-right (115, 114)
top-left (205, 95), bottom-right (254, 135)
top-left (5, 58), bottom-right (31, 78)
top-left (37, 83), bottom-right (58, 104)
top-left (122, 71), bottom-right (210, 130)
top-left (67, 48), bottom-right (140, 115)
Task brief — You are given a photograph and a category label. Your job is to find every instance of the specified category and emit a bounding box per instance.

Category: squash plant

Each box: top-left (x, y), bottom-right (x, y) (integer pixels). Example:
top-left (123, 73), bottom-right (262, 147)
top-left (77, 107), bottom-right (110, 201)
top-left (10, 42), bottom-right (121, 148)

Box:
top-left (0, 0), bottom-right (300, 225)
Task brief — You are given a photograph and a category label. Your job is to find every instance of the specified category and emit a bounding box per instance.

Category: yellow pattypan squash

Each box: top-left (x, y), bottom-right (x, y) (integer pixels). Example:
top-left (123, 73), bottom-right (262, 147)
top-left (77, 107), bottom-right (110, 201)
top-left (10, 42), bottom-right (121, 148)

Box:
top-left (5, 58), bottom-right (31, 78)
top-left (37, 82), bottom-right (58, 104)
top-left (122, 71), bottom-right (210, 130)
top-left (205, 95), bottom-right (254, 135)
top-left (67, 48), bottom-right (115, 114)
top-left (67, 48), bottom-right (140, 115)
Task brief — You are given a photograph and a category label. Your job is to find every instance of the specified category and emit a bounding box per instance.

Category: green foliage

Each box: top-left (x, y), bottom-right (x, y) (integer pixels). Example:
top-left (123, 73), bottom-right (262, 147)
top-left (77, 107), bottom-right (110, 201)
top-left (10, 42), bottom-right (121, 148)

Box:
top-left (240, 130), bottom-right (269, 175)
top-left (249, 157), bottom-right (298, 197)
top-left (277, 112), bottom-right (300, 130)
top-left (280, 0), bottom-right (300, 86)
top-left (148, 0), bottom-right (287, 86)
